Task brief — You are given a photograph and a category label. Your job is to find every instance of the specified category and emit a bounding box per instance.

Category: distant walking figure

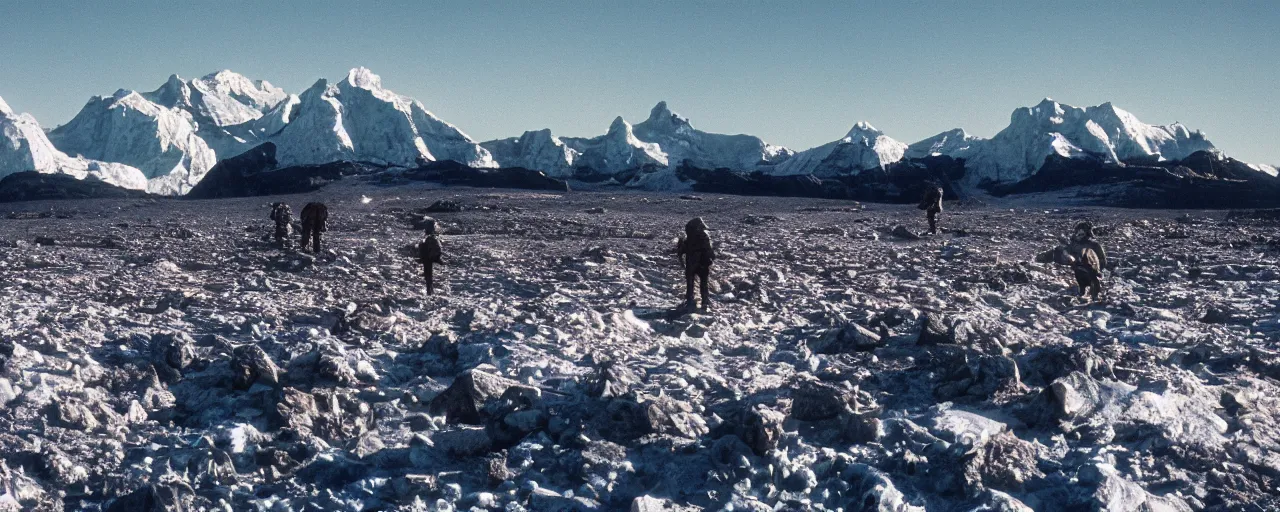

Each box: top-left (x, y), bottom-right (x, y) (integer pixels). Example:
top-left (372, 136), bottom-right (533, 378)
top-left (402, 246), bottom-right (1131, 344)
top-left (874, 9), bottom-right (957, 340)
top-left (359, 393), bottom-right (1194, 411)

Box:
top-left (676, 217), bottom-right (715, 312)
top-left (269, 202), bottom-right (293, 248)
top-left (300, 202), bottom-right (328, 253)
top-left (418, 219), bottom-right (444, 295)
top-left (918, 185), bottom-right (944, 235)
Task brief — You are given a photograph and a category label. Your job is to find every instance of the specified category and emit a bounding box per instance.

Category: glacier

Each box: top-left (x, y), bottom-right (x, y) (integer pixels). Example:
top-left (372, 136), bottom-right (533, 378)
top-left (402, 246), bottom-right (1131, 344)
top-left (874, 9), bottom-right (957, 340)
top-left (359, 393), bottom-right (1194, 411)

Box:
top-left (47, 90), bottom-right (217, 195)
top-left (480, 128), bottom-right (581, 177)
top-left (773, 122), bottom-right (907, 177)
top-left (269, 68), bottom-right (495, 169)
top-left (919, 99), bottom-right (1217, 186)
top-left (0, 95), bottom-right (147, 190)
top-left (483, 101), bottom-right (793, 184)
top-left (5, 66), bottom-right (1274, 198)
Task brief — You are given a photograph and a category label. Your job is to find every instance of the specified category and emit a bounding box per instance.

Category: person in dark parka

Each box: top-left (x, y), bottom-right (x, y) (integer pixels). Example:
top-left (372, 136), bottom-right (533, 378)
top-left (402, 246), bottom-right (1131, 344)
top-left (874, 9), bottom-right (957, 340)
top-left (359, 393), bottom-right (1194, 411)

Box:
top-left (1065, 221), bottom-right (1107, 300)
top-left (418, 219), bottom-right (444, 295)
top-left (918, 186), bottom-right (944, 235)
top-left (1035, 221), bottom-right (1109, 301)
top-left (300, 202), bottom-right (328, 253)
top-left (675, 217), bottom-right (715, 312)
top-left (269, 202), bottom-right (292, 248)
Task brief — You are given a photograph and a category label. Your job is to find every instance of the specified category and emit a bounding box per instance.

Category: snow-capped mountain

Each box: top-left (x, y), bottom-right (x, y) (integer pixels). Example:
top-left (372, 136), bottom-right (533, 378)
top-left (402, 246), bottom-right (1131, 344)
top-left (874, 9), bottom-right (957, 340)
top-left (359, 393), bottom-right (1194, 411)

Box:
top-left (773, 122), bottom-right (907, 177)
top-left (144, 71), bottom-right (288, 128)
top-left (922, 99), bottom-right (1217, 185)
top-left (905, 128), bottom-right (983, 159)
top-left (560, 116), bottom-right (669, 173)
top-left (481, 129), bottom-right (581, 176)
top-left (48, 90), bottom-right (217, 195)
top-left (6, 67), bottom-right (1273, 199)
top-left (485, 102), bottom-right (791, 177)
top-left (141, 70), bottom-right (294, 159)
top-left (630, 102), bottom-right (793, 170)
top-left (269, 67), bottom-right (495, 169)
top-left (0, 96), bottom-right (147, 190)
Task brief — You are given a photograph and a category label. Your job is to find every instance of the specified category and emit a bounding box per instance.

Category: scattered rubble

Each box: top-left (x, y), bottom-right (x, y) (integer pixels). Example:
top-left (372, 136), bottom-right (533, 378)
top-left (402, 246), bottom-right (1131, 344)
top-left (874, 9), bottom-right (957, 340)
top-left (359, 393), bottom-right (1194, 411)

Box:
top-left (1, 183), bottom-right (1278, 510)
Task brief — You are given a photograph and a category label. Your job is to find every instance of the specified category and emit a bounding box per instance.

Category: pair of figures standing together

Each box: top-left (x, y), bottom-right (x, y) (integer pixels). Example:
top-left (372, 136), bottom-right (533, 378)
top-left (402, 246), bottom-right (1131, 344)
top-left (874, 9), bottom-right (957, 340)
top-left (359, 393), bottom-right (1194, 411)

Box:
top-left (269, 202), bottom-right (329, 253)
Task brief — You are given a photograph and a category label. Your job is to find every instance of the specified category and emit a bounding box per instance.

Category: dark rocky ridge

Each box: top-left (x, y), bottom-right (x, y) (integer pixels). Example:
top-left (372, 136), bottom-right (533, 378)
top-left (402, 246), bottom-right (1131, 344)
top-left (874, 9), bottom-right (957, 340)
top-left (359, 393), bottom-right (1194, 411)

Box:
top-left (991, 150), bottom-right (1280, 209)
top-left (185, 143), bottom-right (367, 199)
top-left (674, 155), bottom-right (967, 203)
top-left (0, 171), bottom-right (152, 202)
top-left (402, 160), bottom-right (570, 192)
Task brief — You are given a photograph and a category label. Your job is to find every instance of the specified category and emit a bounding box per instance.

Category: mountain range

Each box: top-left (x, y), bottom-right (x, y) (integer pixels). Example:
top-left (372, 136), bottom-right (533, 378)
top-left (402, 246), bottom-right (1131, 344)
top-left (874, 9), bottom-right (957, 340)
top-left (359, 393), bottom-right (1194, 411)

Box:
top-left (2, 67), bottom-right (1276, 197)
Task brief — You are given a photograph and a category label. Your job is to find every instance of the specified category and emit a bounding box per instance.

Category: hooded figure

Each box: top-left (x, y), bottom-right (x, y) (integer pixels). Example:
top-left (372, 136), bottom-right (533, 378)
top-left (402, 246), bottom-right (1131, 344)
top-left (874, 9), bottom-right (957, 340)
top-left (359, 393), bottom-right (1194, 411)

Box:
top-left (918, 186), bottom-right (944, 235)
top-left (269, 202), bottom-right (293, 247)
top-left (1035, 222), bottom-right (1108, 300)
top-left (675, 217), bottom-right (715, 311)
top-left (300, 202), bottom-right (328, 253)
top-left (1065, 221), bottom-right (1107, 300)
top-left (418, 219), bottom-right (444, 295)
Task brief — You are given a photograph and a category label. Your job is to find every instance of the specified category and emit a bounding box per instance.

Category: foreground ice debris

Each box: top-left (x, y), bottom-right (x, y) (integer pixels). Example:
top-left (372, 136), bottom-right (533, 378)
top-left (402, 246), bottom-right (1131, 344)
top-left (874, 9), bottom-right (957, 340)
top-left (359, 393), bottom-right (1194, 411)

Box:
top-left (1, 184), bottom-right (1279, 510)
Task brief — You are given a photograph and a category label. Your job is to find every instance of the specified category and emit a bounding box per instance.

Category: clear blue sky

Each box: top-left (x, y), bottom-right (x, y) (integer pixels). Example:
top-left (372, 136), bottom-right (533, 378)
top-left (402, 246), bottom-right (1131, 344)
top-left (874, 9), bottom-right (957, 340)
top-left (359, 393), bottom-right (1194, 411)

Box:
top-left (2, 1), bottom-right (1277, 164)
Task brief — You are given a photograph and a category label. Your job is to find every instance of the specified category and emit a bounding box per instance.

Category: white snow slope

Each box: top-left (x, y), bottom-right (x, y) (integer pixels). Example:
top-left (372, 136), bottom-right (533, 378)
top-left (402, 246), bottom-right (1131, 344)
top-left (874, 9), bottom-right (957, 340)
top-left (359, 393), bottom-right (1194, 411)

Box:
top-left (9, 74), bottom-right (1272, 195)
top-left (144, 71), bottom-right (288, 128)
top-left (916, 99), bottom-right (1218, 185)
top-left (631, 101), bottom-right (793, 170)
top-left (269, 67), bottom-right (495, 169)
top-left (142, 70), bottom-right (292, 159)
top-left (0, 96), bottom-right (147, 190)
top-left (485, 102), bottom-right (793, 180)
top-left (773, 122), bottom-right (907, 177)
top-left (481, 129), bottom-right (581, 177)
top-left (47, 90), bottom-right (217, 195)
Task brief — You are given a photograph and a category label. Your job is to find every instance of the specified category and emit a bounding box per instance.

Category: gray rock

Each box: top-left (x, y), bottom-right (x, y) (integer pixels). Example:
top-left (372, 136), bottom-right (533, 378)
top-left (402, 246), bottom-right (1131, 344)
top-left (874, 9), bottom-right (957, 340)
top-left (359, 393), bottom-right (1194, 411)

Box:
top-left (433, 426), bottom-right (492, 457)
top-left (603, 394), bottom-right (708, 440)
top-left (426, 200), bottom-right (463, 213)
top-left (150, 332), bottom-right (196, 382)
top-left (891, 225), bottom-right (920, 240)
top-left (106, 479), bottom-right (195, 512)
top-left (790, 380), bottom-right (850, 421)
top-left (916, 314), bottom-right (965, 346)
top-left (428, 369), bottom-right (522, 425)
top-left (52, 397), bottom-right (100, 431)
top-left (809, 323), bottom-right (884, 354)
top-left (588, 359), bottom-right (641, 398)
top-left (273, 387), bottom-right (318, 432)
top-left (739, 406), bottom-right (786, 456)
top-left (841, 408), bottom-right (883, 444)
top-left (230, 344), bottom-right (280, 390)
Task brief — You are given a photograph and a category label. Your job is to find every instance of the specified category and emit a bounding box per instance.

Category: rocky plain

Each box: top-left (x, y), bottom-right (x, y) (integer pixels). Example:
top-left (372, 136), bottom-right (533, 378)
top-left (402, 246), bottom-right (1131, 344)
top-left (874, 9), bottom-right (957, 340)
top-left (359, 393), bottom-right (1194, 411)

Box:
top-left (1, 180), bottom-right (1278, 511)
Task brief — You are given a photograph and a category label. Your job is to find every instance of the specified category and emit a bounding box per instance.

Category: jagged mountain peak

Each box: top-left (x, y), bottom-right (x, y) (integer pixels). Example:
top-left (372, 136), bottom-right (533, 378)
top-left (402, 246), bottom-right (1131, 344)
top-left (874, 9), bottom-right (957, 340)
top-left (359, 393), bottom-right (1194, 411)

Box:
top-left (906, 128), bottom-right (984, 159)
top-left (845, 121), bottom-right (884, 139)
top-left (344, 67), bottom-right (383, 90)
top-left (608, 116), bottom-right (630, 135)
top-left (649, 101), bottom-right (674, 121)
top-left (201, 69), bottom-right (244, 82)
top-left (269, 67), bottom-right (494, 169)
top-left (0, 99), bottom-right (148, 190)
top-left (520, 128), bottom-right (557, 142)
top-left (304, 78), bottom-right (331, 94)
top-left (773, 121), bottom-right (905, 177)
top-left (638, 100), bottom-right (695, 136)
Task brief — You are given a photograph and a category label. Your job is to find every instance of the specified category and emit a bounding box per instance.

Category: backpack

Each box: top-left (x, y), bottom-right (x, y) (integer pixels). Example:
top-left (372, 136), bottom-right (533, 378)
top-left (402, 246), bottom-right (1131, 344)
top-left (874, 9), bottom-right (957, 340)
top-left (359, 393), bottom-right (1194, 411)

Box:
top-left (420, 236), bottom-right (442, 263)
